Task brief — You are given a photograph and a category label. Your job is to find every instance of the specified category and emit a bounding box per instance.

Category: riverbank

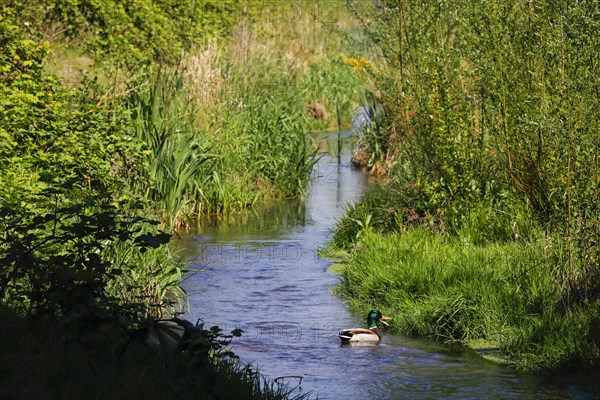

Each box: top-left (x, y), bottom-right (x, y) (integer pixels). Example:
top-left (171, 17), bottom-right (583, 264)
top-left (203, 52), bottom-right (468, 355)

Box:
top-left (0, 1), bottom-right (366, 398)
top-left (328, 0), bottom-right (600, 372)
top-left (330, 227), bottom-right (600, 371)
top-left (181, 130), bottom-right (600, 399)
top-left (2, 0), bottom-right (366, 229)
top-left (0, 306), bottom-right (310, 400)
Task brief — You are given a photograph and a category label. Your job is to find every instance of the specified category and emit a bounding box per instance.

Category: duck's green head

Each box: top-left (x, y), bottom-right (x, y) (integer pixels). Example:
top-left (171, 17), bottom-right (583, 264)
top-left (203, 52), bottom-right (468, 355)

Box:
top-left (367, 309), bottom-right (391, 329)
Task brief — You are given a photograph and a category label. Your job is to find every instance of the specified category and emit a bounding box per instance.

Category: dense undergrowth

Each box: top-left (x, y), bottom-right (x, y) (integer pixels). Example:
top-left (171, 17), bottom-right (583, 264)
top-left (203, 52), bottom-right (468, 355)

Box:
top-left (330, 0), bottom-right (600, 371)
top-left (0, 307), bottom-right (307, 400)
top-left (1, 1), bottom-right (364, 398)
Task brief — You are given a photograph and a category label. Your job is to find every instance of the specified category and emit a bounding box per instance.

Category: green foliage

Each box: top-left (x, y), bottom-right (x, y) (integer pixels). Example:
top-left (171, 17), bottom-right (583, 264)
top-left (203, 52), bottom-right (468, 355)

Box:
top-left (1, 0), bottom-right (365, 322)
top-left (4, 0), bottom-right (240, 65)
top-left (0, 11), bottom-right (184, 325)
top-left (0, 11), bottom-right (141, 201)
top-left (343, 0), bottom-right (600, 306)
top-left (104, 241), bottom-right (186, 320)
top-left (0, 2), bottom-right (360, 398)
top-left (333, 2), bottom-right (600, 370)
top-left (123, 62), bottom-right (322, 228)
top-left (332, 182), bottom-right (407, 249)
top-left (125, 68), bottom-right (215, 228)
top-left (302, 57), bottom-right (365, 128)
top-left (241, 85), bottom-right (318, 198)
top-left (0, 9), bottom-right (46, 85)
top-left (0, 180), bottom-right (174, 323)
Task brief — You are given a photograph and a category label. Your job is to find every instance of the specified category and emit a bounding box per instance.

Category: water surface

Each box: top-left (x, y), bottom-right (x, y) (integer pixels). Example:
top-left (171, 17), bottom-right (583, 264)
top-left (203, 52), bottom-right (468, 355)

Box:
top-left (178, 132), bottom-right (599, 399)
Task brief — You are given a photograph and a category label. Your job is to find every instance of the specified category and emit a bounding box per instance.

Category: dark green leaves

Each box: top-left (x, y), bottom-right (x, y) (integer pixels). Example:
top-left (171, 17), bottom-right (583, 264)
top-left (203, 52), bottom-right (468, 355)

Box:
top-left (0, 181), bottom-right (174, 323)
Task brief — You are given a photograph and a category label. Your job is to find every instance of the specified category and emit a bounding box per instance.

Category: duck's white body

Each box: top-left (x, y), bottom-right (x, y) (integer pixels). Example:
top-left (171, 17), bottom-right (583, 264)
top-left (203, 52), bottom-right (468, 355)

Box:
top-left (338, 310), bottom-right (391, 343)
top-left (338, 327), bottom-right (381, 342)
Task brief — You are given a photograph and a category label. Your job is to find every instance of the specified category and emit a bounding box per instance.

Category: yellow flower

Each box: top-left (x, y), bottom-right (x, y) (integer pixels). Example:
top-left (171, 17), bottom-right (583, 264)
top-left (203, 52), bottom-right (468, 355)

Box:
top-left (341, 55), bottom-right (375, 73)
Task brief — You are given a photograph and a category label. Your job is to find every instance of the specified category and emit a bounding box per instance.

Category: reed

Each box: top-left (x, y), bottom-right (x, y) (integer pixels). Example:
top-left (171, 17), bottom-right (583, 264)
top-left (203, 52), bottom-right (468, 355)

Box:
top-left (124, 1), bottom-right (364, 229)
top-left (126, 68), bottom-right (215, 229)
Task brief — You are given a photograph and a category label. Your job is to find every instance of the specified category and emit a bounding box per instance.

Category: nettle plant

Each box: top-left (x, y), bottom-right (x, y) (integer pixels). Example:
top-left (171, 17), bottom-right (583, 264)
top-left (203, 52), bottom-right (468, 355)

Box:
top-left (0, 179), bottom-right (173, 326)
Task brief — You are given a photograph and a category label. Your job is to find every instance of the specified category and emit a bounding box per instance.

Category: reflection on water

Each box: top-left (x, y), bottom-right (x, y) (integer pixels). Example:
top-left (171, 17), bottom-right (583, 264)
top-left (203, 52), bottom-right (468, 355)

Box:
top-left (189, 199), bottom-right (308, 237)
top-left (177, 131), bottom-right (599, 400)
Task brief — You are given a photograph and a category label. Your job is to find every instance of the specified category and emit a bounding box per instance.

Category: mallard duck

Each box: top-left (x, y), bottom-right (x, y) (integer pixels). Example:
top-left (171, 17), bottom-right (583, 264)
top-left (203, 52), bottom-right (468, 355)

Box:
top-left (338, 309), bottom-right (391, 343)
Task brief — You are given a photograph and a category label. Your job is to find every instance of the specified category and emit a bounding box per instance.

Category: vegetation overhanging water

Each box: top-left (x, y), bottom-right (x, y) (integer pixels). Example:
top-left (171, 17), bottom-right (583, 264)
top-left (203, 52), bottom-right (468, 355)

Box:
top-left (1, 0), bottom-right (600, 398)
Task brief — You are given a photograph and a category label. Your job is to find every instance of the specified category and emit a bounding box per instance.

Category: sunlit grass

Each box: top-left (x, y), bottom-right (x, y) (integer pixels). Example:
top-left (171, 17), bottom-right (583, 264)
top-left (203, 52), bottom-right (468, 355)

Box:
top-left (122, 1), bottom-right (365, 229)
top-left (335, 228), bottom-right (600, 370)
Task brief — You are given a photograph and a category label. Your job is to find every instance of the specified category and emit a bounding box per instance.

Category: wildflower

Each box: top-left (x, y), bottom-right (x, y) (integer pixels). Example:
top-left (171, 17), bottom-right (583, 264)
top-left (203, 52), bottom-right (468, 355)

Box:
top-left (341, 55), bottom-right (375, 73)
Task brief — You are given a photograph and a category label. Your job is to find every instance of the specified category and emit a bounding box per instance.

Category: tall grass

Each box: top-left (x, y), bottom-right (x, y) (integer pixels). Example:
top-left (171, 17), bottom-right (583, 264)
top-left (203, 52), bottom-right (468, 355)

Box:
top-left (336, 228), bottom-right (600, 370)
top-left (123, 1), bottom-right (365, 229)
top-left (127, 69), bottom-right (215, 229)
top-left (125, 63), bottom-right (320, 229)
top-left (346, 1), bottom-right (599, 237)
top-left (104, 241), bottom-right (187, 320)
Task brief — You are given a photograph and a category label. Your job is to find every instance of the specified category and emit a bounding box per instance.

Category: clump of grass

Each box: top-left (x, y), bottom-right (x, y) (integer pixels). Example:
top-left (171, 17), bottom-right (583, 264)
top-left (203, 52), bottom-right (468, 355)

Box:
top-left (126, 68), bottom-right (216, 229)
top-left (335, 228), bottom-right (600, 370)
top-left (125, 62), bottom-right (321, 228)
top-left (104, 241), bottom-right (187, 319)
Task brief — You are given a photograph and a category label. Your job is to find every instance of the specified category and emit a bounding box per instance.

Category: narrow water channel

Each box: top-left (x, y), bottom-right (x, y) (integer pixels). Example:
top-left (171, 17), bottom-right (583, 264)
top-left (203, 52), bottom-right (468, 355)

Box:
top-left (178, 132), bottom-right (598, 400)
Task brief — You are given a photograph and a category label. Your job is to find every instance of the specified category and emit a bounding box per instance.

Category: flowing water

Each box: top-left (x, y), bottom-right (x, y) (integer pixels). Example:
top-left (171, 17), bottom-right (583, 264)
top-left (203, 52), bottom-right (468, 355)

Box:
top-left (178, 132), bottom-right (599, 400)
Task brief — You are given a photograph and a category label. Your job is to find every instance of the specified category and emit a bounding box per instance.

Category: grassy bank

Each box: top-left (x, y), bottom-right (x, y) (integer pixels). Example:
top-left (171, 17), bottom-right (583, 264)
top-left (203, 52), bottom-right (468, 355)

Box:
top-left (2, 0), bottom-right (367, 228)
top-left (327, 0), bottom-right (600, 372)
top-left (333, 229), bottom-right (600, 370)
top-left (124, 46), bottom-right (363, 228)
top-left (60, 1), bottom-right (366, 229)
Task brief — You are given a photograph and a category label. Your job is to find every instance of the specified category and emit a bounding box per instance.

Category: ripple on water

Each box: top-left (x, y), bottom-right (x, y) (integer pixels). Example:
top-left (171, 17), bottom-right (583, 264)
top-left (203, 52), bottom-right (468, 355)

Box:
top-left (271, 284), bottom-right (300, 292)
top-left (179, 134), bottom-right (596, 400)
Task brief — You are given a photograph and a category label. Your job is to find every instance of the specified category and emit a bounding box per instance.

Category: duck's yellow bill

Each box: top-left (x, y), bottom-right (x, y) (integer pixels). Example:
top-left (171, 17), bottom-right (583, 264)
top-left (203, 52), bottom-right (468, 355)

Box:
top-left (380, 315), bottom-right (391, 326)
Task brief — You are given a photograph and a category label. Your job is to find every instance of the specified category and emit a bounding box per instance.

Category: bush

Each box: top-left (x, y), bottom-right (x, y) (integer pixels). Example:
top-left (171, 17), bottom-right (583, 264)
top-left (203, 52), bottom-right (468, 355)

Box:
top-left (0, 180), bottom-right (176, 324)
top-left (4, 0), bottom-right (240, 65)
top-left (341, 0), bottom-right (600, 307)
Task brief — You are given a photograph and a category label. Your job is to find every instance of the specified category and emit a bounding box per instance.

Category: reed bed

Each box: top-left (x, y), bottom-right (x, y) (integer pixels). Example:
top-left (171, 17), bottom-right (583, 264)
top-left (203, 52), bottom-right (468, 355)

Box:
top-left (124, 1), bottom-right (365, 229)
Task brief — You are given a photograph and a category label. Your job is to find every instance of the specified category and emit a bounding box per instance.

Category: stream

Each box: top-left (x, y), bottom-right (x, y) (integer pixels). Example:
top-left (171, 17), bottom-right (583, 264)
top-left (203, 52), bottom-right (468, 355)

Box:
top-left (178, 131), bottom-right (599, 399)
